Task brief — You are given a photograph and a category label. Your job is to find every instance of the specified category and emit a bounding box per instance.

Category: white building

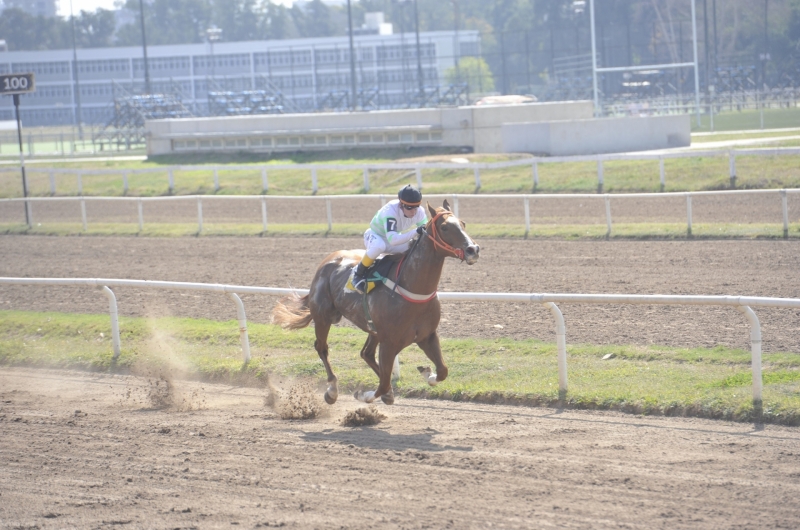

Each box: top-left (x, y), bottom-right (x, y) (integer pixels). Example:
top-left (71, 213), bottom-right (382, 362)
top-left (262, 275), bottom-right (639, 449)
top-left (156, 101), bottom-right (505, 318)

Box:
top-left (0, 30), bottom-right (480, 127)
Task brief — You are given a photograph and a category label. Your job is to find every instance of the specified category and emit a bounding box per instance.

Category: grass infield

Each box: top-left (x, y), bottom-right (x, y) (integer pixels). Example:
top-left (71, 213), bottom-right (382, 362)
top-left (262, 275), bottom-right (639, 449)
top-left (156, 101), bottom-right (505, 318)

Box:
top-left (1, 310), bottom-right (798, 425)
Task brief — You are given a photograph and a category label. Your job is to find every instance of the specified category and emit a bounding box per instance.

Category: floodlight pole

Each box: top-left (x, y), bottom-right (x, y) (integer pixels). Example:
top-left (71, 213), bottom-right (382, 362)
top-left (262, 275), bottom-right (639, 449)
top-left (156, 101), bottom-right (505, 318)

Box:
top-left (346, 0), bottom-right (358, 110)
top-left (138, 0), bottom-right (151, 94)
top-left (589, 0), bottom-right (599, 116)
top-left (691, 0), bottom-right (701, 126)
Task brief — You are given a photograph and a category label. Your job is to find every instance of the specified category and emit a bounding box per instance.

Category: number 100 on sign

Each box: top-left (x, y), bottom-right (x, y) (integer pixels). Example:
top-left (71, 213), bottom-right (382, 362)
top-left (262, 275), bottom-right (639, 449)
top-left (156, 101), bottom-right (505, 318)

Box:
top-left (0, 73), bottom-right (35, 95)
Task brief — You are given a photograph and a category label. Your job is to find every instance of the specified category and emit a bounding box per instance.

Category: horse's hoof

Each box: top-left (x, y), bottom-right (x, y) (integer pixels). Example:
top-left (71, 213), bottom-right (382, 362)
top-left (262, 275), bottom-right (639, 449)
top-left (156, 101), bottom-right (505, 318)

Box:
top-left (417, 366), bottom-right (438, 386)
top-left (354, 390), bottom-right (376, 403)
top-left (324, 391), bottom-right (337, 405)
top-left (380, 393), bottom-right (395, 405)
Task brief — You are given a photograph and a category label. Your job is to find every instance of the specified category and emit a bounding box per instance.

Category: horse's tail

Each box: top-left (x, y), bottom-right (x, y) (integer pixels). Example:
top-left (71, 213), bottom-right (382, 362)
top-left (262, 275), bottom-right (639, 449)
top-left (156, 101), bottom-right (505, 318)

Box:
top-left (271, 293), bottom-right (313, 330)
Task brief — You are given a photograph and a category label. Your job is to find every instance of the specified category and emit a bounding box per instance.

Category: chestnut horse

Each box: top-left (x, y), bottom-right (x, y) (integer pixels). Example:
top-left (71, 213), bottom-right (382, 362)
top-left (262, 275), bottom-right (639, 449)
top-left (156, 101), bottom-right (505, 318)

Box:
top-left (271, 201), bottom-right (480, 405)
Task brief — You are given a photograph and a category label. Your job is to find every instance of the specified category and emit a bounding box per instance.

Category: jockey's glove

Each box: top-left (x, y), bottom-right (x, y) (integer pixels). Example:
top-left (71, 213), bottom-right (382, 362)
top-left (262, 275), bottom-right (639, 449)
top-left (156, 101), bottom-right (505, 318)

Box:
top-left (416, 225), bottom-right (425, 235)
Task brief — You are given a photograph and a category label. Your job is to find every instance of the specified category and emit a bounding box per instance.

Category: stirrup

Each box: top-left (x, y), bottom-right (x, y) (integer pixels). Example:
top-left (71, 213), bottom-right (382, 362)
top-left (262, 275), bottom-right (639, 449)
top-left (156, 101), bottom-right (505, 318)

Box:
top-left (353, 277), bottom-right (367, 294)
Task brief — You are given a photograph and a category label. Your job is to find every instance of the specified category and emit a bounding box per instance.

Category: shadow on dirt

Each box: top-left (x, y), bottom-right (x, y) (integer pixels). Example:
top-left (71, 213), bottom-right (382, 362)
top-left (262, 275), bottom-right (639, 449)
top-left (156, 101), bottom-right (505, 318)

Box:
top-left (300, 428), bottom-right (472, 453)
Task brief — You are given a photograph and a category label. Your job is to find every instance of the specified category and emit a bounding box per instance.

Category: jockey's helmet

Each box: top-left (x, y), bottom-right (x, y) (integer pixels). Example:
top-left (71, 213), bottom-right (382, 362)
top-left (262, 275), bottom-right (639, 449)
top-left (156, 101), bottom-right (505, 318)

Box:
top-left (398, 184), bottom-right (422, 207)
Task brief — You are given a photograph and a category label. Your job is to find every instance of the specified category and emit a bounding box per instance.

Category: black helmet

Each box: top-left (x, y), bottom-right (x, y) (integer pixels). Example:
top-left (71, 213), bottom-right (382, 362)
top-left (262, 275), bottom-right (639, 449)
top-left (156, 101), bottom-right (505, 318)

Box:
top-left (398, 184), bottom-right (422, 206)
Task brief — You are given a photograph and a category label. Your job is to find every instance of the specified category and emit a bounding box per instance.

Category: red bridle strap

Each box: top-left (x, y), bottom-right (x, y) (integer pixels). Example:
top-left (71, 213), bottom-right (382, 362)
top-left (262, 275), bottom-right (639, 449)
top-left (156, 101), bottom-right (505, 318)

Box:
top-left (425, 212), bottom-right (466, 261)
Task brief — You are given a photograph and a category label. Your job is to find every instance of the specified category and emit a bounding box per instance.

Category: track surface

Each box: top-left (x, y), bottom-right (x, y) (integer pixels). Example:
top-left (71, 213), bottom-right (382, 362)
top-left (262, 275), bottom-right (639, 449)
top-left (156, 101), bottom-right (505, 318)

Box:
top-left (1, 235), bottom-right (799, 352)
top-left (2, 367), bottom-right (800, 529)
top-left (1, 234), bottom-right (800, 528)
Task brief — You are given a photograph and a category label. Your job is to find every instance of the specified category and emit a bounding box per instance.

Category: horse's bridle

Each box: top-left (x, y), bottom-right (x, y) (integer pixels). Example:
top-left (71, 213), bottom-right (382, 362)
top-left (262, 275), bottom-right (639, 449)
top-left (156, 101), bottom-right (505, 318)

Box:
top-left (421, 211), bottom-right (466, 261)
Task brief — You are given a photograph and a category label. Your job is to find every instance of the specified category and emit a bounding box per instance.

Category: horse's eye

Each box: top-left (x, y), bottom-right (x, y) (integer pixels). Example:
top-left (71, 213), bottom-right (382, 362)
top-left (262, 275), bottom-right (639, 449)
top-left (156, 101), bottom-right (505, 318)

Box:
top-left (441, 224), bottom-right (448, 231)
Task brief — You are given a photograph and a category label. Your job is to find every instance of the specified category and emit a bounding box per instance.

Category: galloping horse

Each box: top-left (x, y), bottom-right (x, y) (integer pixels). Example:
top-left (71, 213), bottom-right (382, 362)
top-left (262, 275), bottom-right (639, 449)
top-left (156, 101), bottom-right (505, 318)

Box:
top-left (271, 200), bottom-right (480, 405)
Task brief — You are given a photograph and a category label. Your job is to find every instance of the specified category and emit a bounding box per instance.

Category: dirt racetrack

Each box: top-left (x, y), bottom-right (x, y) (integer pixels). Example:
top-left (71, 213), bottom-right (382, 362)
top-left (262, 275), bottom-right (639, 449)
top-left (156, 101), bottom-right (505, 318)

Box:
top-left (0, 235), bottom-right (799, 353)
top-left (1, 233), bottom-right (800, 528)
top-left (2, 366), bottom-right (800, 529)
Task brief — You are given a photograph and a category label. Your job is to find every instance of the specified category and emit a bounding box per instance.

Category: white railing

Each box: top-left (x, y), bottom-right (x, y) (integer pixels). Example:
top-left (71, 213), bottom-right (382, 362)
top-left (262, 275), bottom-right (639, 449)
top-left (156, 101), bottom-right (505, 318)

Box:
top-left (2, 188), bottom-right (797, 239)
top-left (1, 147), bottom-right (799, 195)
top-left (2, 276), bottom-right (799, 408)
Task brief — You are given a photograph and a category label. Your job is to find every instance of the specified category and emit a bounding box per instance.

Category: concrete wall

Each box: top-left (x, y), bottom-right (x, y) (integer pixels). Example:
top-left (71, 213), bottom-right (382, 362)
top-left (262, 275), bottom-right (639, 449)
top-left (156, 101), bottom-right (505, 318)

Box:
top-left (501, 114), bottom-right (691, 156)
top-left (145, 100), bottom-right (594, 156)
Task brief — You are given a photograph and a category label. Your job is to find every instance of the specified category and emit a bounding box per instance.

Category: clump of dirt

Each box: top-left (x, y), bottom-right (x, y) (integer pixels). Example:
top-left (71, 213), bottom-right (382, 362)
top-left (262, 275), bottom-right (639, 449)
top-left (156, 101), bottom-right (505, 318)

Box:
top-left (266, 378), bottom-right (325, 420)
top-left (342, 406), bottom-right (387, 427)
top-left (146, 376), bottom-right (173, 409)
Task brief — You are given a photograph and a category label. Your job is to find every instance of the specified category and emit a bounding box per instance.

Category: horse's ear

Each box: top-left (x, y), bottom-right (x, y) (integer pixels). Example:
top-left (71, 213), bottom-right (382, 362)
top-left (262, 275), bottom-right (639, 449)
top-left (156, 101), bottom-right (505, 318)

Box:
top-left (443, 199), bottom-right (452, 212)
top-left (427, 202), bottom-right (437, 219)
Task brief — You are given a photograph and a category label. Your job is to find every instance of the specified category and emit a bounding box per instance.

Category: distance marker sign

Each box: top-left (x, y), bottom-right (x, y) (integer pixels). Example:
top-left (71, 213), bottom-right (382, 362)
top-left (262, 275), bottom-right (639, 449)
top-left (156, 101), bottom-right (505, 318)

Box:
top-left (0, 73), bottom-right (35, 95)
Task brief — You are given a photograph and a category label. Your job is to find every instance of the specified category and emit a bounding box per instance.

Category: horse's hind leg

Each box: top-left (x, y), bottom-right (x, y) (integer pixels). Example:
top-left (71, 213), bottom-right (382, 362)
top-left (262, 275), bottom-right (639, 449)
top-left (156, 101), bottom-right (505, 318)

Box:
top-left (314, 320), bottom-right (339, 404)
top-left (416, 332), bottom-right (448, 387)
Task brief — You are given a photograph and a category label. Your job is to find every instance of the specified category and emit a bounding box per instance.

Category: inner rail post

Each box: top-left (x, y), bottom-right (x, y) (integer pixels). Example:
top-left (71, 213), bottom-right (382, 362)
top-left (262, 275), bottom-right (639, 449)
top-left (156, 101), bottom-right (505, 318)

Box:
top-left (101, 286), bottom-right (121, 360)
top-left (81, 198), bottom-right (87, 231)
top-left (415, 167), bottom-right (422, 190)
top-left (729, 151), bottom-right (737, 189)
top-left (168, 169), bottom-right (174, 194)
top-left (137, 198), bottom-right (144, 231)
top-left (736, 305), bottom-right (763, 411)
top-left (597, 158), bottom-right (604, 194)
top-left (532, 161), bottom-right (539, 192)
top-left (197, 197), bottom-right (203, 234)
top-left (523, 196), bottom-right (530, 238)
top-left (213, 168), bottom-right (220, 192)
top-left (604, 195), bottom-right (612, 238)
top-left (261, 197), bottom-right (268, 233)
top-left (686, 193), bottom-right (693, 237)
top-left (543, 302), bottom-right (567, 399)
top-left (261, 167), bottom-right (268, 193)
top-left (227, 292), bottom-right (251, 363)
top-left (659, 157), bottom-right (665, 192)
top-left (326, 198), bottom-right (333, 232)
top-left (49, 171), bottom-right (55, 195)
top-left (473, 166), bottom-right (481, 191)
top-left (781, 189), bottom-right (789, 239)
top-left (311, 167), bottom-right (318, 195)
top-left (363, 167), bottom-right (370, 192)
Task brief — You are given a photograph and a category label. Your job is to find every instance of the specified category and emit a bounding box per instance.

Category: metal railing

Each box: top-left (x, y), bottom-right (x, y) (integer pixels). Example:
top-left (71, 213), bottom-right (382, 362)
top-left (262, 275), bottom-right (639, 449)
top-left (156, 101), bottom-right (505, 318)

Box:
top-left (3, 188), bottom-right (797, 239)
top-left (2, 146), bottom-right (799, 197)
top-left (1, 276), bottom-right (798, 408)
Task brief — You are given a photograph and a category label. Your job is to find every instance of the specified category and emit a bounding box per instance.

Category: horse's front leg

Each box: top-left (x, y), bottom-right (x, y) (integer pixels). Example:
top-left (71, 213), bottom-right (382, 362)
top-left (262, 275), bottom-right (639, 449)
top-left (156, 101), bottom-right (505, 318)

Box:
top-left (416, 332), bottom-right (448, 387)
top-left (354, 344), bottom-right (398, 405)
top-left (359, 334), bottom-right (380, 377)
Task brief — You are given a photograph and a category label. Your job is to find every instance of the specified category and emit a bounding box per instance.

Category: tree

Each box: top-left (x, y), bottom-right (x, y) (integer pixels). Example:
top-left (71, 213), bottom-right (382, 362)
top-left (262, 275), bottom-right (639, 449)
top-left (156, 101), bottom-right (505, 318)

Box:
top-left (444, 56), bottom-right (495, 93)
top-left (291, 0), bottom-right (338, 38)
top-left (0, 8), bottom-right (70, 50)
top-left (75, 9), bottom-right (117, 48)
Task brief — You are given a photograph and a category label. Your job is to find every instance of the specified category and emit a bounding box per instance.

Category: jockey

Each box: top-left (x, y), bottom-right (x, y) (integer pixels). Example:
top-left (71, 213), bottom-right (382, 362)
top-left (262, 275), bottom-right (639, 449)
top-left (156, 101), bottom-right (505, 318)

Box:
top-left (351, 184), bottom-right (428, 294)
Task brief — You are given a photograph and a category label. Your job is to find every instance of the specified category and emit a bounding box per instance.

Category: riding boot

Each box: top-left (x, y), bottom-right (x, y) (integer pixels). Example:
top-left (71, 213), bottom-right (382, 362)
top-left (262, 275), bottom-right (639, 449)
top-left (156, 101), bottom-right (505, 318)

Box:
top-left (351, 262), bottom-right (370, 294)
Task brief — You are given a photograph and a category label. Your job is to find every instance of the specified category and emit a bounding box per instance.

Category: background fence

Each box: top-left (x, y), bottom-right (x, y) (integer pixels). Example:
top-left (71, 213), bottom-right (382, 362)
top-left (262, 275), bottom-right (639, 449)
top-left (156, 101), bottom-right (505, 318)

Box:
top-left (1, 188), bottom-right (796, 239)
top-left (2, 147), bottom-right (800, 198)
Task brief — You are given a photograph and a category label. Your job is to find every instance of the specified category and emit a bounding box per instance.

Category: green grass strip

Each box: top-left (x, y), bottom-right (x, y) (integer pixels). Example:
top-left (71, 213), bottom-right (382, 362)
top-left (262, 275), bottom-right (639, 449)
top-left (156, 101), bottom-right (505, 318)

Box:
top-left (2, 221), bottom-right (798, 240)
top-left (1, 310), bottom-right (799, 425)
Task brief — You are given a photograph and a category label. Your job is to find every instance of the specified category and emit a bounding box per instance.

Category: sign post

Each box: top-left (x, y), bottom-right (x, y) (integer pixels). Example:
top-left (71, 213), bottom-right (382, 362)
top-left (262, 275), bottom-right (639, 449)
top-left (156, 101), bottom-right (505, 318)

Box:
top-left (0, 73), bottom-right (35, 227)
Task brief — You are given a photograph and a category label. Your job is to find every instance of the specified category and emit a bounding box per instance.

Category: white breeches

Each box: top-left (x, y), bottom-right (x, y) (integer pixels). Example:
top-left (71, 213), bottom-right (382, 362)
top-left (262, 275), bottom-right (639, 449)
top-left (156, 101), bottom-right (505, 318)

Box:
top-left (364, 229), bottom-right (411, 260)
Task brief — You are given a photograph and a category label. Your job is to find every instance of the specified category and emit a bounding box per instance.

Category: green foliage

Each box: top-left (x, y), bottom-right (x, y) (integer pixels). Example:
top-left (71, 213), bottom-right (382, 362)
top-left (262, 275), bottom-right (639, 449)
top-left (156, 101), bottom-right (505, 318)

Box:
top-left (444, 57), bottom-right (495, 93)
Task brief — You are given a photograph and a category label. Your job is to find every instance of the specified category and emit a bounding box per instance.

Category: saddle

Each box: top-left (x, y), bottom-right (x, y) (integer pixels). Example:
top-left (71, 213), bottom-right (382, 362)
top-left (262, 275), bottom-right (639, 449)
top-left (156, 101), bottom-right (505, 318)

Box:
top-left (345, 253), bottom-right (402, 294)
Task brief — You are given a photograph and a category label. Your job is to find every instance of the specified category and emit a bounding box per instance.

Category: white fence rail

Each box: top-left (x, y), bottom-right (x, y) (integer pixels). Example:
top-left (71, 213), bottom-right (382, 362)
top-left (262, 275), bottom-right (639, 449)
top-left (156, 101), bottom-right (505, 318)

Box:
top-left (2, 147), bottom-right (799, 196)
top-left (3, 188), bottom-right (797, 238)
top-left (2, 276), bottom-right (799, 408)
